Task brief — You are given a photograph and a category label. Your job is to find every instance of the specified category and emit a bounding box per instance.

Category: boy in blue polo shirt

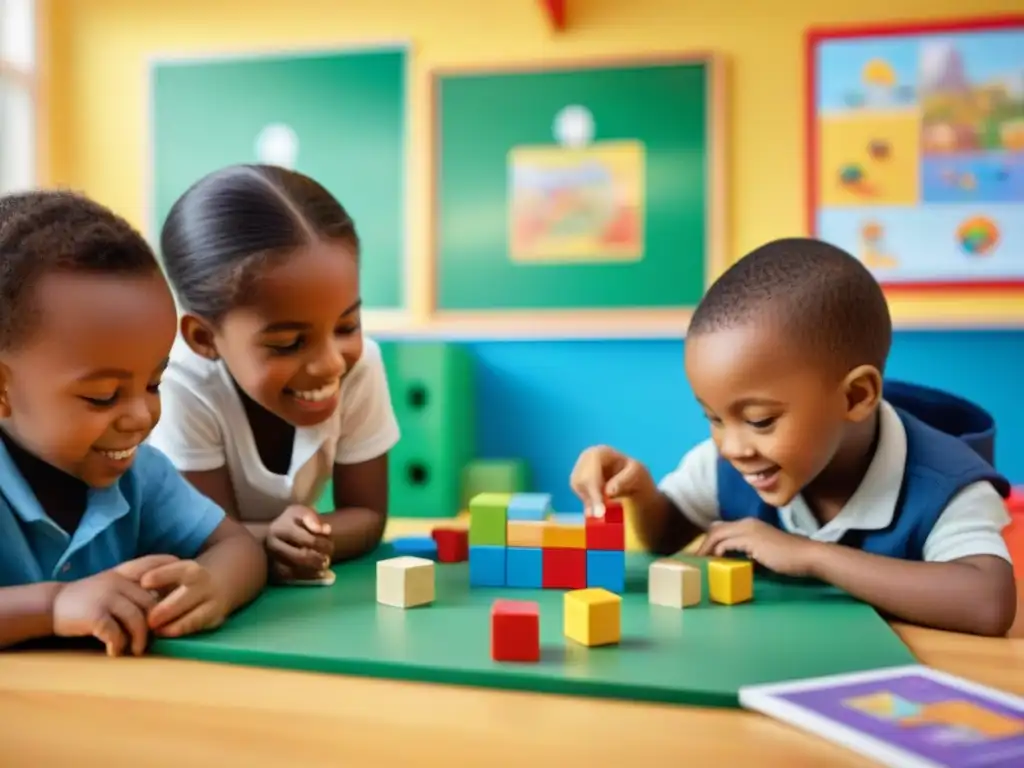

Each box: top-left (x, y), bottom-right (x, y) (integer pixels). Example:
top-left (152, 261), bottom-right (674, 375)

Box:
top-left (0, 190), bottom-right (267, 655)
top-left (571, 238), bottom-right (1016, 636)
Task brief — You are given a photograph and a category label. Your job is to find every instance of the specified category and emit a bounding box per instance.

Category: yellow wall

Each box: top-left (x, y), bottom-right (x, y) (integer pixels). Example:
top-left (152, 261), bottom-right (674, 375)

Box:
top-left (42, 0), bottom-right (1024, 325)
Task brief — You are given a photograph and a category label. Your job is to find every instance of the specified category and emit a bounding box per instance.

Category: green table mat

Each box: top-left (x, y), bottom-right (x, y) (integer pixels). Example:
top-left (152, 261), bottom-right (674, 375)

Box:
top-left (152, 547), bottom-right (915, 708)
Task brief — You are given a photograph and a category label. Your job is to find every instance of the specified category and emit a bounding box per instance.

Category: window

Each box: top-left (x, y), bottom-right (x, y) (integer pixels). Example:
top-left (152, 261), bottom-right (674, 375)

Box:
top-left (0, 0), bottom-right (35, 193)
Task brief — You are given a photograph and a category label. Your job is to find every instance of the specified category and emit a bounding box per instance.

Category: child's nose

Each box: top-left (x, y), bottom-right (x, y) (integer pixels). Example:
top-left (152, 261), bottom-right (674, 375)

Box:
top-left (719, 429), bottom-right (754, 461)
top-left (116, 396), bottom-right (156, 434)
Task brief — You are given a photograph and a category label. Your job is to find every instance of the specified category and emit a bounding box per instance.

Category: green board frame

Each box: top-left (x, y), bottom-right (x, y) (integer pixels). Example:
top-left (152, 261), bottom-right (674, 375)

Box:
top-left (152, 548), bottom-right (915, 708)
top-left (147, 44), bottom-right (409, 325)
top-left (426, 54), bottom-right (728, 339)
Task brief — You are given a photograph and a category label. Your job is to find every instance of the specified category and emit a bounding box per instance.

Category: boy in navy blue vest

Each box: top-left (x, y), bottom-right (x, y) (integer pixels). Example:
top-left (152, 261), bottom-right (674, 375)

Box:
top-left (571, 238), bottom-right (1016, 636)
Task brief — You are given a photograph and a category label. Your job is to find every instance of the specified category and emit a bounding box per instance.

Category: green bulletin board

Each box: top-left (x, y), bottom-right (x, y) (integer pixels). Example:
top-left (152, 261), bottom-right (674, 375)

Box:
top-left (430, 55), bottom-right (726, 336)
top-left (149, 46), bottom-right (407, 313)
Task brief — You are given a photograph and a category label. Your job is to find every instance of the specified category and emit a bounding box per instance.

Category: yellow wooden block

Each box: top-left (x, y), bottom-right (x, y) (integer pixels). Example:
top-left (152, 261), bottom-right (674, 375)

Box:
top-left (563, 588), bottom-right (621, 646)
top-left (707, 559), bottom-right (753, 605)
top-left (543, 522), bottom-right (586, 549)
top-left (507, 520), bottom-right (547, 548)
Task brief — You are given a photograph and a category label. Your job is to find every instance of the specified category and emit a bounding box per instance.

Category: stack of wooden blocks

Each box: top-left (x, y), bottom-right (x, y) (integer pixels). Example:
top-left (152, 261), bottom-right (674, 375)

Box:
top-left (468, 492), bottom-right (626, 594)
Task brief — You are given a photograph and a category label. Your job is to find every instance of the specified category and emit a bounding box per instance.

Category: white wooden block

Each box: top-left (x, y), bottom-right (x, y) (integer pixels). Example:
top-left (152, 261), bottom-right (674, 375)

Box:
top-left (376, 556), bottom-right (435, 608)
top-left (648, 559), bottom-right (701, 609)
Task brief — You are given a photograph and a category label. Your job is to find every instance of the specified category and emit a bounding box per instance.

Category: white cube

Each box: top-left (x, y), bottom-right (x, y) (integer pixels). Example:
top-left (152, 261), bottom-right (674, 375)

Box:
top-left (376, 556), bottom-right (435, 608)
top-left (648, 559), bottom-right (701, 609)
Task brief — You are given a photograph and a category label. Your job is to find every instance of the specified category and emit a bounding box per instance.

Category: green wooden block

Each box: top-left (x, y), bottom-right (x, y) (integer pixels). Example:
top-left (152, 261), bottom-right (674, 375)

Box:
top-left (379, 342), bottom-right (475, 518)
top-left (460, 459), bottom-right (530, 509)
top-left (468, 492), bottom-right (510, 546)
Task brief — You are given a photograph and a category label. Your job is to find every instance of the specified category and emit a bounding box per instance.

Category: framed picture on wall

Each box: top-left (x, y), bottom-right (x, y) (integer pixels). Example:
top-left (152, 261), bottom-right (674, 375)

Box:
top-left (806, 15), bottom-right (1024, 300)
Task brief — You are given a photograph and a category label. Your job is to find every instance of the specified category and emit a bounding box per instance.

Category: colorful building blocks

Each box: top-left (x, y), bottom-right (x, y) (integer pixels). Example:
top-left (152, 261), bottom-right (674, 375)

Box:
top-left (390, 535), bottom-right (439, 560)
top-left (467, 492), bottom-right (626, 592)
top-left (431, 527), bottom-right (468, 563)
top-left (648, 559), bottom-right (701, 608)
top-left (376, 556), bottom-right (435, 608)
top-left (491, 599), bottom-right (540, 662)
top-left (564, 587), bottom-right (621, 646)
top-left (708, 558), bottom-right (754, 605)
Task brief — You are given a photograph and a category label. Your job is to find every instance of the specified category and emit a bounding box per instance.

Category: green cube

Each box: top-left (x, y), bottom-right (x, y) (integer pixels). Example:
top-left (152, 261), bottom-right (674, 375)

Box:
top-left (469, 492), bottom-right (511, 546)
top-left (461, 460), bottom-right (530, 509)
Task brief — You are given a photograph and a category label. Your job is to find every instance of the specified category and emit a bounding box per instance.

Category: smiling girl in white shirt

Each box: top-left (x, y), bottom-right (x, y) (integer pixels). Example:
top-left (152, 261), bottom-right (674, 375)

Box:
top-left (148, 165), bottom-right (399, 583)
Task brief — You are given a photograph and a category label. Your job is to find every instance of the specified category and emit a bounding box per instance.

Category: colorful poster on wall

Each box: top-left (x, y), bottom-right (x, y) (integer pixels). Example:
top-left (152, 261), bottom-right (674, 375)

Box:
top-left (808, 18), bottom-right (1024, 289)
top-left (508, 139), bottom-right (645, 263)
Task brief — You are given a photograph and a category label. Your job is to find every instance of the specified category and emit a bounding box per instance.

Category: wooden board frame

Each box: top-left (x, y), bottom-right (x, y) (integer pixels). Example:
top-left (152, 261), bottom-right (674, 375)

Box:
top-left (143, 41), bottom-right (414, 333)
top-left (806, 14), bottom-right (1024, 329)
top-left (423, 52), bottom-right (729, 340)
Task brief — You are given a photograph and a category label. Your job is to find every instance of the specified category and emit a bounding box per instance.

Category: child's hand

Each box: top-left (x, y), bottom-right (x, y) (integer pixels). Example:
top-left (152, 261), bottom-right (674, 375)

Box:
top-left (51, 554), bottom-right (179, 657)
top-left (266, 504), bottom-right (334, 582)
top-left (696, 519), bottom-right (820, 577)
top-left (570, 445), bottom-right (656, 515)
top-left (140, 559), bottom-right (228, 638)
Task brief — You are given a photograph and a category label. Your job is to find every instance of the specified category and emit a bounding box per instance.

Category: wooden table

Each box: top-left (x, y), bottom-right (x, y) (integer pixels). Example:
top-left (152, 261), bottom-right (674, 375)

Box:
top-left (2, 522), bottom-right (1022, 767)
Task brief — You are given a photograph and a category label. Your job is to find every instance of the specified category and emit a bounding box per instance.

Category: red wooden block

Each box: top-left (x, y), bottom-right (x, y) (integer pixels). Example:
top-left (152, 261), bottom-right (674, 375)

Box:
top-left (491, 599), bottom-right (540, 662)
top-left (586, 517), bottom-right (625, 551)
top-left (431, 527), bottom-right (468, 563)
top-left (542, 548), bottom-right (586, 589)
top-left (601, 500), bottom-right (624, 524)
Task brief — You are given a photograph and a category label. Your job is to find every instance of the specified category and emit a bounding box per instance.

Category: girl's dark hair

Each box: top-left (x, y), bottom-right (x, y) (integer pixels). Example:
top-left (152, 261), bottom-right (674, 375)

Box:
top-left (0, 189), bottom-right (159, 351)
top-left (159, 164), bottom-right (359, 323)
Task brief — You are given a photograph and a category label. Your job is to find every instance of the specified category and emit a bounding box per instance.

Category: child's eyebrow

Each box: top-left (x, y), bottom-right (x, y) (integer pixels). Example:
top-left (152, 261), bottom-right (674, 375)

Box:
top-left (260, 299), bottom-right (363, 333)
top-left (78, 368), bottom-right (133, 382)
top-left (733, 397), bottom-right (784, 408)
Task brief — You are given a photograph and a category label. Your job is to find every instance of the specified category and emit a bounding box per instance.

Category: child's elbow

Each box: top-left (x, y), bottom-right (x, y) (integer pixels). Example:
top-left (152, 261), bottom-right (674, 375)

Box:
top-left (972, 579), bottom-right (1017, 637)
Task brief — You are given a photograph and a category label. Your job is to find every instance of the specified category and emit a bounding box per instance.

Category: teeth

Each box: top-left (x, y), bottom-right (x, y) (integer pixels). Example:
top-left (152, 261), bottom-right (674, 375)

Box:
top-left (100, 446), bottom-right (137, 460)
top-left (291, 381), bottom-right (339, 402)
top-left (744, 469), bottom-right (776, 482)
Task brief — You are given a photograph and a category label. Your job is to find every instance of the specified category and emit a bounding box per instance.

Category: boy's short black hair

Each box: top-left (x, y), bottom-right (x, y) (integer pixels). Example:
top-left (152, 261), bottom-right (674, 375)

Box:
top-left (688, 237), bottom-right (892, 374)
top-left (0, 189), bottom-right (159, 351)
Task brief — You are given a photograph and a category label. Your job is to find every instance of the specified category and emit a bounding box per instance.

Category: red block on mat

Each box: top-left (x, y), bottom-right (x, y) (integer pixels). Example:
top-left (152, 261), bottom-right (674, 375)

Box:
top-left (431, 527), bottom-right (468, 563)
top-left (491, 599), bottom-right (540, 662)
top-left (542, 548), bottom-right (586, 589)
top-left (586, 517), bottom-right (625, 551)
top-left (601, 500), bottom-right (624, 524)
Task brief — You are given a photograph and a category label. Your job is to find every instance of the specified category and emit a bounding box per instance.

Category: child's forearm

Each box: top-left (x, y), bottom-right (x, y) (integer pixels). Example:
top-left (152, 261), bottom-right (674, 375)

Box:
top-left (806, 543), bottom-right (1017, 636)
top-left (196, 526), bottom-right (268, 613)
top-left (632, 490), bottom-right (703, 556)
top-left (322, 508), bottom-right (386, 562)
top-left (0, 582), bottom-right (63, 649)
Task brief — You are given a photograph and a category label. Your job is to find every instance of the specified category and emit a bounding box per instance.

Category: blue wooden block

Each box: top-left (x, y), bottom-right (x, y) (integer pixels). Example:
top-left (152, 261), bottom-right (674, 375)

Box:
top-left (549, 512), bottom-right (585, 525)
top-left (507, 493), bottom-right (552, 521)
top-left (587, 550), bottom-right (625, 594)
top-left (469, 545), bottom-right (506, 587)
top-left (390, 536), bottom-right (438, 560)
top-left (506, 547), bottom-right (542, 588)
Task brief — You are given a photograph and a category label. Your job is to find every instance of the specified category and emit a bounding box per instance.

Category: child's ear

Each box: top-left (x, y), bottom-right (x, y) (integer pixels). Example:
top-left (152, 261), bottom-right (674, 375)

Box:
top-left (0, 363), bottom-right (11, 418)
top-left (842, 365), bottom-right (882, 423)
top-left (180, 314), bottom-right (220, 361)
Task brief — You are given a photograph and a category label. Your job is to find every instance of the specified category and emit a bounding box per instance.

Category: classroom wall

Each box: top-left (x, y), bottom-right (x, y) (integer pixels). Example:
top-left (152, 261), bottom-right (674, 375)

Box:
top-left (43, 0), bottom-right (1024, 510)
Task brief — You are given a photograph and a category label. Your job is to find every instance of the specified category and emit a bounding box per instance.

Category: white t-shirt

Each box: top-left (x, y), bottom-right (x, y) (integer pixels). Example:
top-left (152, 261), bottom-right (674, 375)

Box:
top-left (657, 400), bottom-right (1012, 564)
top-left (148, 336), bottom-right (400, 523)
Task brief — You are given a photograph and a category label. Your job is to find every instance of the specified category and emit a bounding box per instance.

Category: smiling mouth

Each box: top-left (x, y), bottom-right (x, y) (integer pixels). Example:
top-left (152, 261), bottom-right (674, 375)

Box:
top-left (95, 445), bottom-right (138, 461)
top-left (740, 465), bottom-right (781, 489)
top-left (286, 380), bottom-right (340, 404)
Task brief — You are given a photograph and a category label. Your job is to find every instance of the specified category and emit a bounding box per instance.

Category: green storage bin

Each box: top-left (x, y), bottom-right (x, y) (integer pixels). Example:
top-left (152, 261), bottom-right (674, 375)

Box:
top-left (380, 341), bottom-right (475, 517)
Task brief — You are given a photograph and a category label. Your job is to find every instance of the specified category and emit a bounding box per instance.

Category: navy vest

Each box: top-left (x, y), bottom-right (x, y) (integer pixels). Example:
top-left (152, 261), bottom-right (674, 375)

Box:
top-left (716, 382), bottom-right (1010, 562)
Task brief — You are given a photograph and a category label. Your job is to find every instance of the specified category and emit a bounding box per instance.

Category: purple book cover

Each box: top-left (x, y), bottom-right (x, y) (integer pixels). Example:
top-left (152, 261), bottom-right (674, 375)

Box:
top-left (740, 665), bottom-right (1024, 768)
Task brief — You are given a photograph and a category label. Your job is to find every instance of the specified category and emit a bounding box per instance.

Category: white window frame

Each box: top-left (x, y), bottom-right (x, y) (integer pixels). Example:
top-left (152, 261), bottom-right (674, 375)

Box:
top-left (0, 0), bottom-right (41, 191)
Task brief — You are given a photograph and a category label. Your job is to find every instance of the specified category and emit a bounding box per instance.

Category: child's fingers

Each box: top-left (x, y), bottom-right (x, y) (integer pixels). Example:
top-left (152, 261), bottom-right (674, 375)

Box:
top-left (297, 510), bottom-right (326, 535)
top-left (147, 584), bottom-right (204, 631)
top-left (696, 523), bottom-right (729, 557)
top-left (93, 615), bottom-right (128, 658)
top-left (605, 461), bottom-right (640, 497)
top-left (107, 594), bottom-right (150, 656)
top-left (114, 554), bottom-right (180, 582)
top-left (154, 601), bottom-right (222, 639)
top-left (267, 536), bottom-right (327, 572)
top-left (276, 521), bottom-right (321, 549)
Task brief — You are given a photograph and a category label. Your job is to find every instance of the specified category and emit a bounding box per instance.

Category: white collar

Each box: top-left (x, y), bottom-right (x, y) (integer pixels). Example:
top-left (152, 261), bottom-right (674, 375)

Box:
top-left (780, 400), bottom-right (906, 542)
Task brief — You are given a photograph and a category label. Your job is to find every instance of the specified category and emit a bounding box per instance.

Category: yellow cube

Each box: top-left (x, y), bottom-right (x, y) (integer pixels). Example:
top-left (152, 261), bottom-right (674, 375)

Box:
top-left (564, 588), bottom-right (621, 646)
top-left (707, 559), bottom-right (753, 605)
top-left (507, 520), bottom-right (547, 548)
top-left (543, 522), bottom-right (586, 549)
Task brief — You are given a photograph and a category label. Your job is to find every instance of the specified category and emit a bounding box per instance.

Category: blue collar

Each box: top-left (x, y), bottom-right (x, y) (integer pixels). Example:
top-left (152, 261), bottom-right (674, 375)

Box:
top-left (0, 437), bottom-right (131, 550)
